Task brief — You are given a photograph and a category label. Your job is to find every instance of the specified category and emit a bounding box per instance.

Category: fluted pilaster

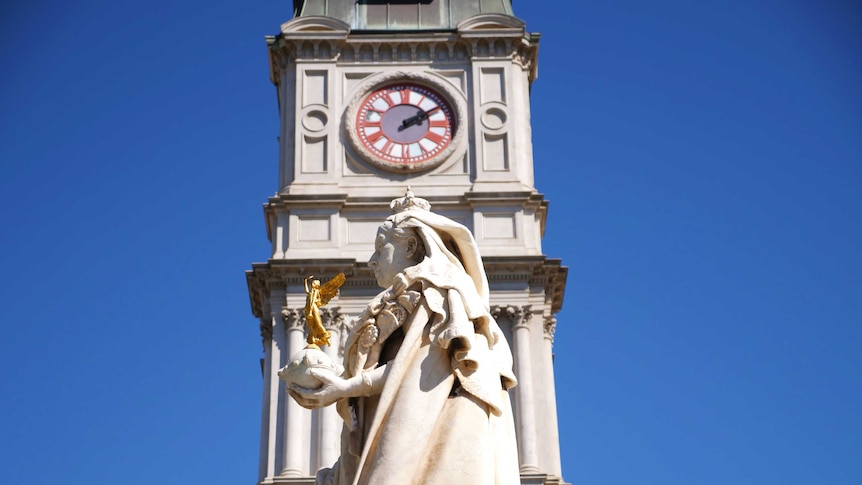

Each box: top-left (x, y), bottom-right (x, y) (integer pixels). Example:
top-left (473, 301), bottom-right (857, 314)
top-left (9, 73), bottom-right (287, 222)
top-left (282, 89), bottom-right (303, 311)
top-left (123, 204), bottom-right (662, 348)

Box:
top-left (541, 315), bottom-right (563, 477)
top-left (280, 307), bottom-right (307, 476)
top-left (493, 304), bottom-right (540, 473)
top-left (317, 309), bottom-right (345, 471)
top-left (264, 302), bottom-right (287, 481)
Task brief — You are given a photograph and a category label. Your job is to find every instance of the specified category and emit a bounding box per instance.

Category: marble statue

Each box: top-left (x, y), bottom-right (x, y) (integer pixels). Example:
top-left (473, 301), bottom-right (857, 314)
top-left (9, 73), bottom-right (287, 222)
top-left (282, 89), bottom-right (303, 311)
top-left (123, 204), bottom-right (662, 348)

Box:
top-left (288, 189), bottom-right (521, 485)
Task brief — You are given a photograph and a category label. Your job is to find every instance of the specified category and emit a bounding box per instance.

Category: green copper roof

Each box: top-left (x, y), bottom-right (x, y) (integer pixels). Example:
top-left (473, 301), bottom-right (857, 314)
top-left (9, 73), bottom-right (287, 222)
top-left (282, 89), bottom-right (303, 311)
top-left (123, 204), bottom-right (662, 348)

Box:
top-left (293, 0), bottom-right (515, 30)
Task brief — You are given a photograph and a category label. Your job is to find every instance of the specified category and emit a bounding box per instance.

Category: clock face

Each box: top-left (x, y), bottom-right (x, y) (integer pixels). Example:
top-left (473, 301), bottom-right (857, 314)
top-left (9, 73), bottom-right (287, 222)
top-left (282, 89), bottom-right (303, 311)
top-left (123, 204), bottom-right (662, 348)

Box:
top-left (355, 83), bottom-right (455, 167)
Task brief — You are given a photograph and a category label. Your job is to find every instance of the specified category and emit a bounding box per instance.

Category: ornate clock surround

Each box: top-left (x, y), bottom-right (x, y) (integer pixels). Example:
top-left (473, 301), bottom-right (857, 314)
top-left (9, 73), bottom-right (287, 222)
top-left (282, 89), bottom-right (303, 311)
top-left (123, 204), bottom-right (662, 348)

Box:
top-left (343, 71), bottom-right (468, 173)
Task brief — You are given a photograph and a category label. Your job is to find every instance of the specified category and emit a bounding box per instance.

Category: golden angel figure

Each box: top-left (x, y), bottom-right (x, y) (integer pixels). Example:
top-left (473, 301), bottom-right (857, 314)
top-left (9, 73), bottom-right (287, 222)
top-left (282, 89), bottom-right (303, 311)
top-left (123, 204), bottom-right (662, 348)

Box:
top-left (303, 273), bottom-right (346, 348)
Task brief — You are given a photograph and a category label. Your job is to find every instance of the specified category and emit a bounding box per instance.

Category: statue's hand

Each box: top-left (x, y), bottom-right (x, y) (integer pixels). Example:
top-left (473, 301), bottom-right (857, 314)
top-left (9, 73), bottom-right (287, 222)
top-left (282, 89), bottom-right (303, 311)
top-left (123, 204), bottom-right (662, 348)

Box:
top-left (288, 369), bottom-right (351, 409)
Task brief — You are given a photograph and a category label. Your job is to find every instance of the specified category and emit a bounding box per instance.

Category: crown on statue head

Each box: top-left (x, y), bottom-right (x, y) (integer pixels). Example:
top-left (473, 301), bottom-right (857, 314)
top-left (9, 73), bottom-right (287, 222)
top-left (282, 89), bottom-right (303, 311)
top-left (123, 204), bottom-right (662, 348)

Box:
top-left (390, 186), bottom-right (431, 213)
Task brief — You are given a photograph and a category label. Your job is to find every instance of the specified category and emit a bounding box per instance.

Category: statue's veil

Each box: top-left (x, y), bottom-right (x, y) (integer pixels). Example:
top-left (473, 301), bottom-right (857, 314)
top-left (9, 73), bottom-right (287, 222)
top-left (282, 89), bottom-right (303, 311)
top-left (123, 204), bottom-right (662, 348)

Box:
top-left (387, 189), bottom-right (490, 307)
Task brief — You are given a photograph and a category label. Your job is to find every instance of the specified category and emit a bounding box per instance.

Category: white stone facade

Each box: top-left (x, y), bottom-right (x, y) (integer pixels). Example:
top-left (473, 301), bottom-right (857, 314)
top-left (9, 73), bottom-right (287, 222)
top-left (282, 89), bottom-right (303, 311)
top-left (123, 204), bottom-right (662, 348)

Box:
top-left (247, 12), bottom-right (568, 485)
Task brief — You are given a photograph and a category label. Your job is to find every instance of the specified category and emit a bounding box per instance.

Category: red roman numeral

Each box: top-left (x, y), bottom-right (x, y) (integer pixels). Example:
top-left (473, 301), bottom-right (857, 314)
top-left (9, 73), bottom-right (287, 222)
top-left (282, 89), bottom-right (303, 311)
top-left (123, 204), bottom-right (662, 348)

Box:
top-left (365, 130), bottom-right (384, 143)
top-left (424, 132), bottom-right (445, 144)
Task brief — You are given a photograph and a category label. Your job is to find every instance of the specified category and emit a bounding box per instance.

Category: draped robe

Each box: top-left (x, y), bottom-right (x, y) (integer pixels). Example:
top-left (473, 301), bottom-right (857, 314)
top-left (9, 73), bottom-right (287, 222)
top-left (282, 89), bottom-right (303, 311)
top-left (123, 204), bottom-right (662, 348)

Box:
top-left (318, 256), bottom-right (521, 485)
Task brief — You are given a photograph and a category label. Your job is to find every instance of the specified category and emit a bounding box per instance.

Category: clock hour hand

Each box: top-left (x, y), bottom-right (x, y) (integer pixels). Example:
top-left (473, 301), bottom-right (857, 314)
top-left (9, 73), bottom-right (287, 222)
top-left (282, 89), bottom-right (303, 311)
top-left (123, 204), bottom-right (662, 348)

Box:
top-left (400, 110), bottom-right (427, 129)
top-left (400, 106), bottom-right (441, 129)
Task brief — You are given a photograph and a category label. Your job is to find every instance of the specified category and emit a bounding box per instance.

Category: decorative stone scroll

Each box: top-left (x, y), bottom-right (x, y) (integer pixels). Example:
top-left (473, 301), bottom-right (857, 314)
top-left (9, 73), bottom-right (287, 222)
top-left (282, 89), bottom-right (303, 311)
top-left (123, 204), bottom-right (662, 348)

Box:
top-left (323, 309), bottom-right (345, 332)
top-left (491, 304), bottom-right (533, 329)
top-left (320, 307), bottom-right (342, 332)
top-left (259, 318), bottom-right (273, 343)
top-left (281, 307), bottom-right (304, 330)
top-left (543, 316), bottom-right (557, 343)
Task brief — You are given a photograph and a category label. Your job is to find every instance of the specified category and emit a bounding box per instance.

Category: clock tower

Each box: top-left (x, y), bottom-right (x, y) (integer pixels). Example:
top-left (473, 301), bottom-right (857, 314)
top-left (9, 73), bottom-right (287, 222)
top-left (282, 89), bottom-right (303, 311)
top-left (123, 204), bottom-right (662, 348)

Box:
top-left (246, 2), bottom-right (568, 484)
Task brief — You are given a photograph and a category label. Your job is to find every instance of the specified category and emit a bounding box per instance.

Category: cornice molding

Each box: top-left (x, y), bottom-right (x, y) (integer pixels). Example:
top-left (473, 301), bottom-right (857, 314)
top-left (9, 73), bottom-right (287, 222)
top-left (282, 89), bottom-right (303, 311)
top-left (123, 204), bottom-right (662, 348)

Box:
top-left (267, 29), bottom-right (539, 85)
top-left (464, 191), bottom-right (548, 227)
top-left (483, 256), bottom-right (567, 314)
top-left (264, 192), bottom-right (349, 214)
top-left (247, 260), bottom-right (371, 319)
top-left (263, 191), bottom-right (547, 216)
top-left (247, 256), bottom-right (567, 318)
top-left (261, 191), bottom-right (549, 241)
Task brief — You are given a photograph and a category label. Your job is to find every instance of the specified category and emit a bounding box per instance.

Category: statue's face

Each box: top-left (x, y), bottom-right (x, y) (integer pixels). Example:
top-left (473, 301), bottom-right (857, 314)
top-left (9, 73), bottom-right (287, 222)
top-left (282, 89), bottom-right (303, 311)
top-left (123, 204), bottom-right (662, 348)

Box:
top-left (368, 224), bottom-right (414, 288)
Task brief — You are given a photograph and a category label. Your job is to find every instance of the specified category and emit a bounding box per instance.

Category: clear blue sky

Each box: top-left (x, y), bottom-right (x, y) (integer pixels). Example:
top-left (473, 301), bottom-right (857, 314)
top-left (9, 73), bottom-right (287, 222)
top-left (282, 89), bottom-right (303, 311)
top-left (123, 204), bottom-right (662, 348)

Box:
top-left (1, 1), bottom-right (859, 484)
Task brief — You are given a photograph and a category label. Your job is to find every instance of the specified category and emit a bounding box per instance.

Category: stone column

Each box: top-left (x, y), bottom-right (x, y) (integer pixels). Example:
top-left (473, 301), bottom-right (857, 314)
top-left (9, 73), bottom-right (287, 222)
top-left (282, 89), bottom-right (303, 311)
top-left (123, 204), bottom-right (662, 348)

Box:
top-left (542, 316), bottom-right (563, 477)
top-left (263, 301), bottom-right (287, 481)
top-left (258, 317), bottom-right (274, 482)
top-left (317, 309), bottom-right (344, 471)
top-left (281, 308), bottom-right (307, 477)
top-left (495, 305), bottom-right (540, 473)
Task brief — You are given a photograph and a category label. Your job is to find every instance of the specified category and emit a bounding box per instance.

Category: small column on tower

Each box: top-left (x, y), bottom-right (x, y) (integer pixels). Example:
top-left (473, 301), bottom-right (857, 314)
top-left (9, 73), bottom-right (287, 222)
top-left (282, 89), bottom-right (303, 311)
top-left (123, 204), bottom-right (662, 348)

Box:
top-left (494, 304), bottom-right (540, 473)
top-left (541, 315), bottom-right (563, 477)
top-left (317, 308), bottom-right (344, 471)
top-left (262, 299), bottom-right (288, 480)
top-left (281, 307), bottom-right (308, 476)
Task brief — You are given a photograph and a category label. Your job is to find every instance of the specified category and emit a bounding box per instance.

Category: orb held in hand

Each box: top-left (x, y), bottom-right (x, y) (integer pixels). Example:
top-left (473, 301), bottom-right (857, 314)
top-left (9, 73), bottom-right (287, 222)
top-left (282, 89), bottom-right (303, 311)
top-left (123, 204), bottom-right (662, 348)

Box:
top-left (278, 346), bottom-right (340, 390)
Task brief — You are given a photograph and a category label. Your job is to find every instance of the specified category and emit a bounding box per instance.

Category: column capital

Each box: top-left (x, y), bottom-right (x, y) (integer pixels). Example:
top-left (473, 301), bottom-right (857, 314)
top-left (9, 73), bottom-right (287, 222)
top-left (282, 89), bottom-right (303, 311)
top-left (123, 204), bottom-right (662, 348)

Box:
top-left (491, 304), bottom-right (533, 329)
top-left (321, 307), bottom-right (343, 331)
top-left (281, 307), bottom-right (304, 330)
top-left (543, 316), bottom-right (557, 342)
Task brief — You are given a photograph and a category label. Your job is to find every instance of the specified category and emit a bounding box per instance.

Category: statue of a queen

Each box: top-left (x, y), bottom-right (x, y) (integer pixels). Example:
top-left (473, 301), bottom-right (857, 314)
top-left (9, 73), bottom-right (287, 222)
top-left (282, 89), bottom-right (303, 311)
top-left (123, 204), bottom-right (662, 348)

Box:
top-left (289, 189), bottom-right (521, 485)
